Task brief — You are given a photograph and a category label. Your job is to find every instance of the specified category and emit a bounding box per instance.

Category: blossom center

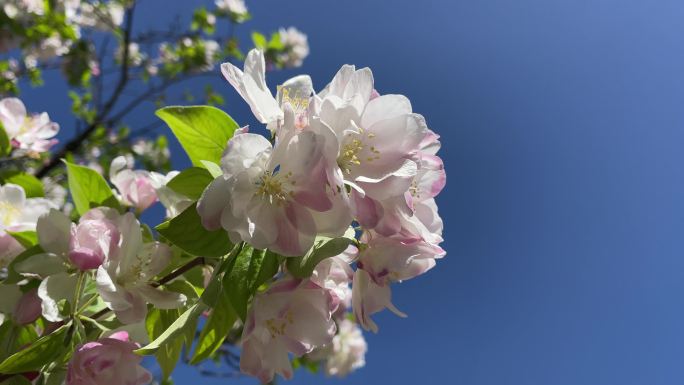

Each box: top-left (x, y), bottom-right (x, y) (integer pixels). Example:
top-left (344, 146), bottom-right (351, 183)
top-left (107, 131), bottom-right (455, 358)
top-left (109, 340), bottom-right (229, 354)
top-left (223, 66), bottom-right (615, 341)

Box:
top-left (0, 201), bottom-right (20, 227)
top-left (338, 129), bottom-right (380, 174)
top-left (265, 310), bottom-right (294, 338)
top-left (255, 170), bottom-right (294, 205)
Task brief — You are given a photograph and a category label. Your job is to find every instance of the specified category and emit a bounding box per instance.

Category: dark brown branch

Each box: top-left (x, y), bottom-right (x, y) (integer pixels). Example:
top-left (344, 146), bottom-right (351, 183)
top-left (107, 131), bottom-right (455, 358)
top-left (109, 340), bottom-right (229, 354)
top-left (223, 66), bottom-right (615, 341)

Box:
top-left (153, 257), bottom-right (206, 287)
top-left (35, 3), bottom-right (137, 178)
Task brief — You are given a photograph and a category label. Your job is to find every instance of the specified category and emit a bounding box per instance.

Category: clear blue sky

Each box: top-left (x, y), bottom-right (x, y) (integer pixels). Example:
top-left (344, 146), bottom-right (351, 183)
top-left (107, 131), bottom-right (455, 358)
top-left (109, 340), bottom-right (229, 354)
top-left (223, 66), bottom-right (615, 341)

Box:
top-left (22, 0), bottom-right (684, 384)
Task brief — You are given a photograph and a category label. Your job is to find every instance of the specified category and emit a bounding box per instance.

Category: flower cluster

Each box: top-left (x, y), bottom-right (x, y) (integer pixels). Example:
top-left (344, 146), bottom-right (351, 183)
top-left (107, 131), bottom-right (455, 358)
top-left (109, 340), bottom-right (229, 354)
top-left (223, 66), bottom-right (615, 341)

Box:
top-left (0, 48), bottom-right (443, 385)
top-left (194, 48), bottom-right (446, 382)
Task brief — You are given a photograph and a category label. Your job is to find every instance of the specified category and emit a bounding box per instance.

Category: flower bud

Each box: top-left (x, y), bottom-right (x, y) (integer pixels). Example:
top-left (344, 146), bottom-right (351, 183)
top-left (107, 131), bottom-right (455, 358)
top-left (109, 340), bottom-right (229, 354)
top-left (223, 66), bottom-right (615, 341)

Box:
top-left (68, 218), bottom-right (120, 270)
top-left (13, 288), bottom-right (41, 325)
top-left (66, 331), bottom-right (152, 385)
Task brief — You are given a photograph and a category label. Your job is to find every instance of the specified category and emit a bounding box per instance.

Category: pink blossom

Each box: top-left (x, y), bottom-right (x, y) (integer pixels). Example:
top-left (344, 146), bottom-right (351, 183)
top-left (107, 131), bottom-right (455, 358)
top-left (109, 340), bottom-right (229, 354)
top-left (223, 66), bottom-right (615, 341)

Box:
top-left (13, 288), bottom-right (41, 325)
top-left (68, 215), bottom-right (120, 270)
top-left (110, 156), bottom-right (158, 212)
top-left (310, 246), bottom-right (356, 314)
top-left (353, 235), bottom-right (445, 332)
top-left (0, 97), bottom-right (59, 152)
top-left (198, 131), bottom-right (347, 256)
top-left (66, 331), bottom-right (152, 385)
top-left (240, 279), bottom-right (337, 383)
top-left (0, 231), bottom-right (24, 268)
top-left (323, 318), bottom-right (367, 377)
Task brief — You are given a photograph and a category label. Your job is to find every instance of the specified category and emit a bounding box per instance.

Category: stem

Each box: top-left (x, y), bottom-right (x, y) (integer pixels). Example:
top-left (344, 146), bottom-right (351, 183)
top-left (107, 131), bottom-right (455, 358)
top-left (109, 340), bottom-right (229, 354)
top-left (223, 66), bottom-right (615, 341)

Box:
top-left (76, 293), bottom-right (99, 315)
top-left (72, 271), bottom-right (87, 318)
top-left (153, 256), bottom-right (206, 287)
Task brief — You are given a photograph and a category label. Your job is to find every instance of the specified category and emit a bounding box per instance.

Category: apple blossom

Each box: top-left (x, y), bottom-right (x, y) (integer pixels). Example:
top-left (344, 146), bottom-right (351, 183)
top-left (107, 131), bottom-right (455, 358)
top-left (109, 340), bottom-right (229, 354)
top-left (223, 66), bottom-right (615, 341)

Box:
top-left (321, 318), bottom-right (368, 378)
top-left (0, 183), bottom-right (57, 267)
top-left (95, 210), bottom-right (186, 323)
top-left (198, 130), bottom-right (347, 256)
top-left (149, 170), bottom-right (193, 218)
top-left (0, 97), bottom-right (60, 152)
top-left (310, 246), bottom-right (356, 313)
top-left (66, 331), bottom-right (153, 385)
top-left (221, 49), bottom-right (283, 125)
top-left (215, 0), bottom-right (248, 16)
top-left (75, 1), bottom-right (125, 30)
top-left (241, 278), bottom-right (337, 383)
top-left (2, 0), bottom-right (44, 19)
top-left (352, 235), bottom-right (445, 332)
top-left (110, 156), bottom-right (158, 212)
top-left (278, 27), bottom-right (310, 68)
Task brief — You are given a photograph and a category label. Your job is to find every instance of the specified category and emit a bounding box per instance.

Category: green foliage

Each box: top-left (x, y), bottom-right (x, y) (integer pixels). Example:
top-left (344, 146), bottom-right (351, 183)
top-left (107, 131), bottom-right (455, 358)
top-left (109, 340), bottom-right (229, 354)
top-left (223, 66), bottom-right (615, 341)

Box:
top-left (0, 322), bottom-right (39, 363)
top-left (0, 323), bottom-right (69, 374)
top-left (136, 303), bottom-right (206, 356)
top-left (252, 32), bottom-right (267, 49)
top-left (156, 202), bottom-right (234, 258)
top-left (200, 160), bottom-right (223, 177)
top-left (146, 309), bottom-right (186, 380)
top-left (189, 280), bottom-right (238, 364)
top-left (0, 170), bottom-right (44, 197)
top-left (156, 106), bottom-right (239, 166)
top-left (287, 234), bottom-right (356, 279)
top-left (166, 167), bottom-right (214, 200)
top-left (0, 124), bottom-right (10, 157)
top-left (6, 231), bottom-right (38, 248)
top-left (64, 161), bottom-right (121, 215)
top-left (224, 246), bottom-right (281, 320)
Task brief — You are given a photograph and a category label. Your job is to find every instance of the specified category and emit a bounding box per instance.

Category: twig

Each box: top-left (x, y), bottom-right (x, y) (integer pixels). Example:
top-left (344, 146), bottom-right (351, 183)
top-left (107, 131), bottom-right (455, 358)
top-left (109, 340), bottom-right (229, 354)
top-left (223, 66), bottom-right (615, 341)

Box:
top-left (35, 3), bottom-right (137, 178)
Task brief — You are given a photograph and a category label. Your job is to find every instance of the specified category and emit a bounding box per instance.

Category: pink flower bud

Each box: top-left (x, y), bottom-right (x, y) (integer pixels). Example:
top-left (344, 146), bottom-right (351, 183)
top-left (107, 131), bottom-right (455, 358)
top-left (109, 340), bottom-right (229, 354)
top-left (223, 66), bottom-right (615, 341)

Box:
top-left (110, 158), bottom-right (158, 212)
top-left (66, 331), bottom-right (152, 385)
top-left (68, 218), bottom-right (120, 270)
top-left (13, 288), bottom-right (41, 325)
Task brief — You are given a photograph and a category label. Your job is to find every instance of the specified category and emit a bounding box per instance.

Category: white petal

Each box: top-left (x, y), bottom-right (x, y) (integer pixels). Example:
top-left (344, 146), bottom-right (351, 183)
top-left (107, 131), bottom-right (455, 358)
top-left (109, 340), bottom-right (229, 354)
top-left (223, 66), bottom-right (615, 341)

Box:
top-left (220, 133), bottom-right (271, 177)
top-left (36, 209), bottom-right (72, 255)
top-left (15, 198), bottom-right (58, 229)
top-left (14, 252), bottom-right (67, 277)
top-left (360, 94), bottom-right (412, 128)
top-left (220, 49), bottom-right (283, 124)
top-left (38, 272), bottom-right (78, 322)
top-left (0, 183), bottom-right (26, 208)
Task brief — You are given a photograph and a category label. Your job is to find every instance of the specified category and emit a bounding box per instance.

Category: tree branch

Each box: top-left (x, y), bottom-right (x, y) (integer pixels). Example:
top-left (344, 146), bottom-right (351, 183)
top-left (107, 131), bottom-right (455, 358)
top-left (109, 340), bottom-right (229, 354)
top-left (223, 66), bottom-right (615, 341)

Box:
top-left (35, 3), bottom-right (137, 178)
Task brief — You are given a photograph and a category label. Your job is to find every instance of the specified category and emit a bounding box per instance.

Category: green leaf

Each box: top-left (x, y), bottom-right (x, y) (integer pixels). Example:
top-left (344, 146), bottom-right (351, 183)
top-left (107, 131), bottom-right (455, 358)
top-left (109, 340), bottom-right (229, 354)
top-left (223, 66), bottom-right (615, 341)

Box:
top-left (166, 167), bottom-right (213, 200)
top-left (200, 160), bottom-right (223, 178)
top-left (0, 324), bottom-right (69, 374)
top-left (225, 246), bottom-right (280, 320)
top-left (156, 106), bottom-right (238, 166)
top-left (251, 31), bottom-right (267, 48)
top-left (286, 236), bottom-right (355, 279)
top-left (0, 171), bottom-right (44, 198)
top-left (64, 161), bottom-right (121, 215)
top-left (0, 124), bottom-right (10, 157)
top-left (146, 309), bottom-right (185, 380)
top-left (189, 284), bottom-right (238, 364)
top-left (6, 231), bottom-right (37, 248)
top-left (136, 303), bottom-right (205, 355)
top-left (156, 203), bottom-right (233, 258)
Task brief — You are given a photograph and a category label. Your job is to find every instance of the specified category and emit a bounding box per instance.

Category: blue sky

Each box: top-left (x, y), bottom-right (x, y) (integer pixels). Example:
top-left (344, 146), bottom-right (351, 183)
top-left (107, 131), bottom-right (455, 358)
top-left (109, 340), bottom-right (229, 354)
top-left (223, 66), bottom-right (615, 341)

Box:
top-left (20, 0), bottom-right (684, 384)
